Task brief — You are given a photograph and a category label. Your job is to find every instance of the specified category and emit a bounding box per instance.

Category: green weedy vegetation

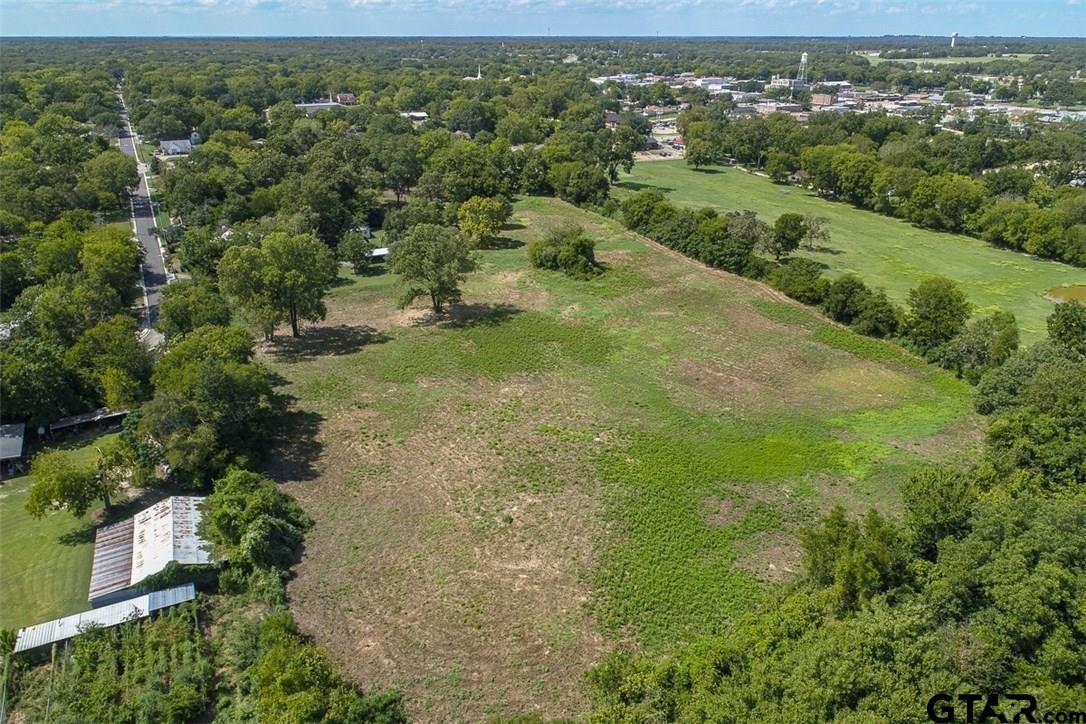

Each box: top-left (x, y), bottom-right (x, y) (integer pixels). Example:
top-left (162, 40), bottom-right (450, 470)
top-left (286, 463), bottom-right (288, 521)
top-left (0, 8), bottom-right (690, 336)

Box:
top-left (586, 299), bottom-right (1086, 722)
top-left (9, 604), bottom-right (213, 724)
top-left (368, 311), bottom-right (613, 384)
top-left (615, 161), bottom-right (1083, 341)
top-left (267, 196), bottom-right (980, 717)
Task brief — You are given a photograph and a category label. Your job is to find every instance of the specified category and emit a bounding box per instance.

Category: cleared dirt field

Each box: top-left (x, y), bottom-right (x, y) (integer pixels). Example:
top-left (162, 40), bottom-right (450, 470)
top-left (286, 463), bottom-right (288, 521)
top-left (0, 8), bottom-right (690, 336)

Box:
top-left (267, 197), bottom-right (981, 721)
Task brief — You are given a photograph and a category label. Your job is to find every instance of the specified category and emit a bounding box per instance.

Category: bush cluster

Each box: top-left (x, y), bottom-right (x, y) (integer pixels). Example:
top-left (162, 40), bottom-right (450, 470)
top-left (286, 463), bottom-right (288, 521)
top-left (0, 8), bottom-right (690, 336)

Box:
top-left (526, 224), bottom-right (600, 278)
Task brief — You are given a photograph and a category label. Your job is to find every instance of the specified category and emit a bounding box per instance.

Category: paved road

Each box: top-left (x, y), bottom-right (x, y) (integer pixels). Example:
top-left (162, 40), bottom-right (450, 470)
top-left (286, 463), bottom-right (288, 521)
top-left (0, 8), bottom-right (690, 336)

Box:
top-left (116, 91), bottom-right (168, 328)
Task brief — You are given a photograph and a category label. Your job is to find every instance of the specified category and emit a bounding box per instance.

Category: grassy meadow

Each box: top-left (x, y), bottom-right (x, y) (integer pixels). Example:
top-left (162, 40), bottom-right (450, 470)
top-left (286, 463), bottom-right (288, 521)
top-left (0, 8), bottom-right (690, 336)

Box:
top-left (0, 434), bottom-right (117, 630)
top-left (267, 196), bottom-right (982, 720)
top-left (615, 160), bottom-right (1084, 342)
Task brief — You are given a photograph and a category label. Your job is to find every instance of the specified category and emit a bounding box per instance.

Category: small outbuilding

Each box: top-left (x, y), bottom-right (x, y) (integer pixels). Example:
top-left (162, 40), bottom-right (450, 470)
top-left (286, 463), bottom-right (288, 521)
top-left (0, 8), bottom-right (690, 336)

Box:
top-left (49, 407), bottom-right (128, 438)
top-left (0, 422), bottom-right (26, 477)
top-left (88, 496), bottom-right (212, 607)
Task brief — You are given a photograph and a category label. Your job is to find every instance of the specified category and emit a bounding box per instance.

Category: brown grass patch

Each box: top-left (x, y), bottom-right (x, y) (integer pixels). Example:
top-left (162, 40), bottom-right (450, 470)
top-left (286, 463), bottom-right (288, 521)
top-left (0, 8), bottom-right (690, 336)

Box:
top-left (732, 531), bottom-right (803, 582)
top-left (285, 373), bottom-right (616, 722)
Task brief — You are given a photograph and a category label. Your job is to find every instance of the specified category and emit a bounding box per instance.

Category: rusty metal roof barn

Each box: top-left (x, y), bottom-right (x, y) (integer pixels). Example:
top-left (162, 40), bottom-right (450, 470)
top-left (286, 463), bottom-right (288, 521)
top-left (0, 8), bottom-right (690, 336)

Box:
top-left (14, 584), bottom-right (197, 655)
top-left (88, 497), bottom-right (211, 606)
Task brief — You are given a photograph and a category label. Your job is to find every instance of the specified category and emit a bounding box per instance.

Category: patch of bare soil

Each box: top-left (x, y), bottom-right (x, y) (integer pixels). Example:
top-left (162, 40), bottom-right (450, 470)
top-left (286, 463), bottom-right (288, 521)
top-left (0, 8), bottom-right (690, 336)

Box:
top-left (285, 374), bottom-right (615, 722)
top-left (887, 417), bottom-right (985, 462)
top-left (732, 531), bottom-right (803, 582)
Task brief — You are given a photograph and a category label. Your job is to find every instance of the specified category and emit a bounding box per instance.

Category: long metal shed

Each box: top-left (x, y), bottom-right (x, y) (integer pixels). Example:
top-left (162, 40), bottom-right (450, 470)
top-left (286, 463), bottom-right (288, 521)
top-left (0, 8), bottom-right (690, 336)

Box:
top-left (14, 584), bottom-right (196, 655)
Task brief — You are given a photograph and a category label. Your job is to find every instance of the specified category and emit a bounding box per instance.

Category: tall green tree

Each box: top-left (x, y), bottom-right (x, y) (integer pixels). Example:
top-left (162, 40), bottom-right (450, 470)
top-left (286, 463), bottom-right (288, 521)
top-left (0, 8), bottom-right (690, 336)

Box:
top-left (26, 447), bottom-right (119, 518)
top-left (388, 223), bottom-right (476, 313)
top-left (200, 469), bottom-right (311, 570)
top-left (156, 280), bottom-right (232, 340)
top-left (218, 232), bottom-right (337, 338)
top-left (0, 339), bottom-right (78, 424)
top-left (80, 227), bottom-right (143, 306)
top-left (765, 212), bottom-right (806, 260)
top-left (77, 148), bottom-right (138, 212)
top-left (906, 276), bottom-right (971, 354)
top-left (64, 314), bottom-right (153, 408)
top-left (1047, 300), bottom-right (1086, 356)
top-left (456, 195), bottom-right (508, 248)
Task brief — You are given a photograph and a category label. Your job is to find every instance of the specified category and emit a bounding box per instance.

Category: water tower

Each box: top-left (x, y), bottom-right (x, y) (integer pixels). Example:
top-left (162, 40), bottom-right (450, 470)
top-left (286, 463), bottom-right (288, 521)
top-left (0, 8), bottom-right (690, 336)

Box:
top-left (798, 52), bottom-right (809, 84)
top-left (951, 32), bottom-right (959, 48)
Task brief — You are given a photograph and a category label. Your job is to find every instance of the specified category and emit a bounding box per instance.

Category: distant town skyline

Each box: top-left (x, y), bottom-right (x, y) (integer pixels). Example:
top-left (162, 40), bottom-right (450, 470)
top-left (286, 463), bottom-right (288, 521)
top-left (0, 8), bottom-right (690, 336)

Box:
top-left (1, 0), bottom-right (1083, 38)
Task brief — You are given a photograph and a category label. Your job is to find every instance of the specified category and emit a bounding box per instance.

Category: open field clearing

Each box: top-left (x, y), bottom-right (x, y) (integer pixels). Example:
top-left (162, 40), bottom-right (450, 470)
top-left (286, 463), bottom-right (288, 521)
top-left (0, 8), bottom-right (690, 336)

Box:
top-left (615, 161), bottom-right (1084, 342)
top-left (866, 53), bottom-right (1039, 65)
top-left (265, 196), bottom-right (983, 720)
top-left (0, 434), bottom-right (117, 630)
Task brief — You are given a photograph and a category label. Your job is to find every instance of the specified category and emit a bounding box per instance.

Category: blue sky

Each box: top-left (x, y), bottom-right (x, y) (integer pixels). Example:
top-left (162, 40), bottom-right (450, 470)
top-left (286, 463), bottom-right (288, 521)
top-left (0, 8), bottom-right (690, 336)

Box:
top-left (1, 0), bottom-right (1082, 37)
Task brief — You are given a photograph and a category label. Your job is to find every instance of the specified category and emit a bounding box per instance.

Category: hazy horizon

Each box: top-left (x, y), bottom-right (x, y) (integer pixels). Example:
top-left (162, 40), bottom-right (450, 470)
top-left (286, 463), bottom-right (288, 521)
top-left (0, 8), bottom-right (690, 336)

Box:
top-left (1, 0), bottom-right (1082, 40)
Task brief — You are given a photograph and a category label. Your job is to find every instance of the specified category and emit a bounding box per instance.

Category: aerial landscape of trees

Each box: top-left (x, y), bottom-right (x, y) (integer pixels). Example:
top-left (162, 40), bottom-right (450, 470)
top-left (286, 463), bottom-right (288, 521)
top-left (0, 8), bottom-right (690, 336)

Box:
top-left (0, 34), bottom-right (1084, 722)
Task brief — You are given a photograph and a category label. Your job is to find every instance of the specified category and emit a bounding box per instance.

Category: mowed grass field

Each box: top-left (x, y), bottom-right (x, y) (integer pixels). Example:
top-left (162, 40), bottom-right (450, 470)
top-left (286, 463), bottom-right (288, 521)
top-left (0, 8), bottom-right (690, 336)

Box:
top-left (615, 161), bottom-right (1084, 341)
top-left (0, 434), bottom-right (117, 630)
top-left (267, 196), bottom-right (982, 721)
top-left (867, 53), bottom-right (1039, 65)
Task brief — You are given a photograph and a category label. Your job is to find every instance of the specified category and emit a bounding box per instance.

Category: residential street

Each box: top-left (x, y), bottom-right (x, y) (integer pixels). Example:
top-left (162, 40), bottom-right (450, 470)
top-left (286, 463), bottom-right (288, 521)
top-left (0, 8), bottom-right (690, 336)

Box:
top-left (116, 91), bottom-right (169, 329)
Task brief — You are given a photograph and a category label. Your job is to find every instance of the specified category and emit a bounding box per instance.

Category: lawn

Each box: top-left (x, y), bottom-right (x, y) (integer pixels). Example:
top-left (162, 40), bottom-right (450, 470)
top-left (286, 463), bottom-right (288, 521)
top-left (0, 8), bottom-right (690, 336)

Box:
top-left (615, 161), bottom-right (1084, 341)
top-left (266, 196), bottom-right (981, 721)
top-left (0, 434), bottom-right (117, 630)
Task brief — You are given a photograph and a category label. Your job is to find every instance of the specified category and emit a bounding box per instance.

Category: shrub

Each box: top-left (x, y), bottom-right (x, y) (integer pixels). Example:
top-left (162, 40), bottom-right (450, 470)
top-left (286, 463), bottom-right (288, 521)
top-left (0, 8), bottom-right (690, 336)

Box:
top-left (527, 224), bottom-right (600, 279)
top-left (932, 311), bottom-right (1019, 383)
top-left (850, 288), bottom-right (902, 338)
top-left (769, 258), bottom-right (829, 305)
top-left (822, 274), bottom-right (869, 325)
top-left (339, 230), bottom-right (375, 273)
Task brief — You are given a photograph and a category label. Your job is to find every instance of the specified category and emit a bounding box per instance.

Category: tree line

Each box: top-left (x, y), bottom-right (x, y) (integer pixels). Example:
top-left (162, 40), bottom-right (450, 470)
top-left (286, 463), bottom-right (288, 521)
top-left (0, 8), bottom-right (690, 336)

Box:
top-left (680, 108), bottom-right (1086, 266)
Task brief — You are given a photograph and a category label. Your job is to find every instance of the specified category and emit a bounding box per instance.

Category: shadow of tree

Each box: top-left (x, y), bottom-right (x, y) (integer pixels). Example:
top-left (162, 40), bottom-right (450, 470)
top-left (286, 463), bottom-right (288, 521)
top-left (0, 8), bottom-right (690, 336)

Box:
top-left (616, 181), bottom-right (674, 193)
top-left (267, 324), bottom-right (390, 363)
top-left (616, 180), bottom-right (673, 192)
top-left (59, 524), bottom-right (98, 546)
top-left (263, 408), bottom-right (324, 484)
top-left (503, 221), bottom-right (527, 232)
top-left (344, 263), bottom-right (388, 278)
top-left (480, 236), bottom-right (524, 250)
top-left (806, 245), bottom-right (845, 255)
top-left (412, 302), bottom-right (522, 329)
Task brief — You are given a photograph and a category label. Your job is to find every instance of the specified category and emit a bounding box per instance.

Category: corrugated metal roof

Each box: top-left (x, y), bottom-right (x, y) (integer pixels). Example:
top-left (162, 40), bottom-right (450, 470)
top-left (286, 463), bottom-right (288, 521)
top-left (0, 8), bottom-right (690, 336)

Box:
top-left (14, 584), bottom-right (196, 654)
top-left (49, 407), bottom-right (128, 433)
top-left (88, 518), bottom-right (135, 601)
top-left (131, 497), bottom-right (211, 586)
top-left (87, 496), bottom-right (211, 604)
top-left (0, 423), bottom-right (25, 461)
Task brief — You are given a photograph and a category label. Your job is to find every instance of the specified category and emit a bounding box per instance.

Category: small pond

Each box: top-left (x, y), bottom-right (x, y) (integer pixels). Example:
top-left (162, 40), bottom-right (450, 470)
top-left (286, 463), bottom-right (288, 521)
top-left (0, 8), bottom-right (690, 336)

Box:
top-left (1046, 285), bottom-right (1086, 303)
